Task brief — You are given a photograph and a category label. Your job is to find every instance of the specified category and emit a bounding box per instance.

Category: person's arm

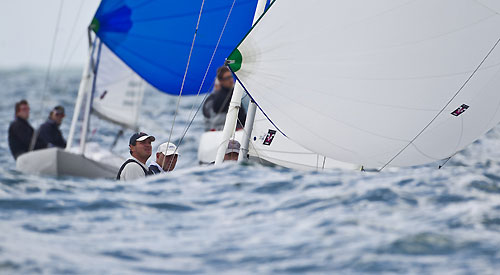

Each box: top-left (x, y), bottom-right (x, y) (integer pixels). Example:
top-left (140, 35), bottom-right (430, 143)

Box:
top-left (120, 163), bottom-right (146, 181)
top-left (51, 128), bottom-right (66, 148)
top-left (8, 123), bottom-right (21, 158)
top-left (202, 94), bottom-right (215, 118)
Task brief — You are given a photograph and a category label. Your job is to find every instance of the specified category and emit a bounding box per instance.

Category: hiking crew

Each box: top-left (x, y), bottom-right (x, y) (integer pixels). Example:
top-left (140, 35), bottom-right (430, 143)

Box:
top-left (224, 139), bottom-right (240, 162)
top-left (202, 66), bottom-right (246, 131)
top-left (38, 105), bottom-right (67, 148)
top-left (117, 132), bottom-right (155, 181)
top-left (8, 99), bottom-right (47, 159)
top-left (149, 142), bottom-right (179, 174)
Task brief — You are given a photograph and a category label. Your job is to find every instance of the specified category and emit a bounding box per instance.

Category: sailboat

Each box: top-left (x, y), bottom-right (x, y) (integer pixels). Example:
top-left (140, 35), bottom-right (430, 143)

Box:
top-left (217, 0), bottom-right (500, 170)
top-left (16, 0), bottom-right (263, 178)
top-left (16, 41), bottom-right (146, 178)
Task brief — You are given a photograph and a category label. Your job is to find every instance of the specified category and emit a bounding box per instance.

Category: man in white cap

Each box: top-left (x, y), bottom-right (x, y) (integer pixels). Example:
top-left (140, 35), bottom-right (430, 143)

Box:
top-left (149, 142), bottom-right (179, 174)
top-left (224, 139), bottom-right (240, 162)
top-left (117, 132), bottom-right (155, 181)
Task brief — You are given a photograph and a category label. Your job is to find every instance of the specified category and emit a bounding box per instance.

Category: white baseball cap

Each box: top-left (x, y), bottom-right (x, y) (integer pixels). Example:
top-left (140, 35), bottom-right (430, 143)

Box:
top-left (157, 142), bottom-right (179, 156)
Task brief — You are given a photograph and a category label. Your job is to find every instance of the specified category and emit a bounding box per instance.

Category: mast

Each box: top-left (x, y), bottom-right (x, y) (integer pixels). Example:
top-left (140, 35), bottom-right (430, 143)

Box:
top-left (214, 0), bottom-right (267, 165)
top-left (80, 40), bottom-right (103, 155)
top-left (66, 33), bottom-right (96, 152)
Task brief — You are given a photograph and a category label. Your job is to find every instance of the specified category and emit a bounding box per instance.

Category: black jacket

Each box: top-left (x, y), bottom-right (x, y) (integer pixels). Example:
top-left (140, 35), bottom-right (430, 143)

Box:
top-left (202, 87), bottom-right (246, 129)
top-left (39, 119), bottom-right (66, 148)
top-left (8, 117), bottom-right (47, 159)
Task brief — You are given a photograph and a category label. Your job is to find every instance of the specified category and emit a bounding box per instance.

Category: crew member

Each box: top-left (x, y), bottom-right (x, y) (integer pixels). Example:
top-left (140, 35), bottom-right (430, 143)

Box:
top-left (117, 132), bottom-right (155, 181)
top-left (149, 142), bottom-right (179, 174)
top-left (38, 105), bottom-right (66, 148)
top-left (8, 99), bottom-right (47, 159)
top-left (224, 139), bottom-right (240, 162)
top-left (202, 66), bottom-right (246, 131)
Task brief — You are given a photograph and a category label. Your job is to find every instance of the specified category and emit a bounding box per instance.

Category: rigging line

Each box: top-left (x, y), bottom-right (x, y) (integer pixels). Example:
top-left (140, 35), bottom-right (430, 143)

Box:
top-left (29, 0), bottom-right (65, 151)
top-left (57, 33), bottom-right (85, 87)
top-left (58, 0), bottom-right (85, 71)
top-left (438, 154), bottom-right (456, 169)
top-left (180, 0), bottom-right (238, 142)
top-left (439, 117), bottom-right (465, 169)
top-left (165, 0), bottom-right (237, 170)
top-left (164, 0), bottom-right (206, 150)
top-left (38, 0), bottom-right (64, 119)
top-left (162, 0), bottom-right (206, 171)
top-left (164, 90), bottom-right (212, 172)
top-left (379, 35), bottom-right (500, 171)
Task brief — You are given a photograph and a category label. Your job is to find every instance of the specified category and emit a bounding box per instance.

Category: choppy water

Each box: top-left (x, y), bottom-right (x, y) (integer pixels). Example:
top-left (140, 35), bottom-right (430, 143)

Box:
top-left (1, 68), bottom-right (500, 274)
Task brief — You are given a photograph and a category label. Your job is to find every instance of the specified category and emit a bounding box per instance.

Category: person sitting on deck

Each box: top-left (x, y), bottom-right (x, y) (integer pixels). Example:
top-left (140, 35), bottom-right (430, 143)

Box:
top-left (202, 66), bottom-right (246, 131)
top-left (8, 99), bottom-right (47, 159)
top-left (117, 132), bottom-right (155, 181)
top-left (149, 142), bottom-right (179, 174)
top-left (38, 105), bottom-right (67, 148)
top-left (224, 139), bottom-right (240, 162)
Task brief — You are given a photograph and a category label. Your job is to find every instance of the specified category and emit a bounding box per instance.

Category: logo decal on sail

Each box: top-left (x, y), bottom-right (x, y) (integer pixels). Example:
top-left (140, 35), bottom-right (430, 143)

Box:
top-left (451, 104), bottom-right (469, 117)
top-left (263, 130), bottom-right (276, 146)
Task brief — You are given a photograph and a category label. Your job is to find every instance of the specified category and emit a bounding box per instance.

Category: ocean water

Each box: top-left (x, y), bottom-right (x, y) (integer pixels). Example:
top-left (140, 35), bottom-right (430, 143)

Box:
top-left (1, 68), bottom-right (500, 274)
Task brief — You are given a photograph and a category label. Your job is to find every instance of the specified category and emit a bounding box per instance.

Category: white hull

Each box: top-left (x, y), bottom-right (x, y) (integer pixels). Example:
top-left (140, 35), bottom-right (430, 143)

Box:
top-left (16, 148), bottom-right (121, 179)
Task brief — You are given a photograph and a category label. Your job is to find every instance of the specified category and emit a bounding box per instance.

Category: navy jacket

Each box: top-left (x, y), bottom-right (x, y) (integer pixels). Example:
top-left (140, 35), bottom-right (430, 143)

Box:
top-left (202, 87), bottom-right (246, 129)
top-left (8, 117), bottom-right (47, 159)
top-left (39, 119), bottom-right (66, 148)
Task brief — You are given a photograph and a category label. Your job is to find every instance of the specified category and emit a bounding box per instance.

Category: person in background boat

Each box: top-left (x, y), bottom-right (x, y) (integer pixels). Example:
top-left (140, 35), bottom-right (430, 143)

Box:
top-left (149, 142), bottom-right (179, 174)
top-left (38, 105), bottom-right (67, 148)
top-left (202, 66), bottom-right (246, 131)
top-left (117, 132), bottom-right (155, 181)
top-left (224, 139), bottom-right (240, 162)
top-left (8, 99), bottom-right (47, 160)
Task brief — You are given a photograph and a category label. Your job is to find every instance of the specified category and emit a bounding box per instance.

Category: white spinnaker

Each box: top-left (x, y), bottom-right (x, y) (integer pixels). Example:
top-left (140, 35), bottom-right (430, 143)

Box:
top-left (232, 0), bottom-right (500, 167)
top-left (92, 43), bottom-right (145, 131)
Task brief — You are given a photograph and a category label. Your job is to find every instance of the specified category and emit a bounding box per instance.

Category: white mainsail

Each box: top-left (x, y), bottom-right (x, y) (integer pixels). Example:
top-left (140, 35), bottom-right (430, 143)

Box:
top-left (229, 0), bottom-right (500, 168)
top-left (92, 43), bottom-right (144, 131)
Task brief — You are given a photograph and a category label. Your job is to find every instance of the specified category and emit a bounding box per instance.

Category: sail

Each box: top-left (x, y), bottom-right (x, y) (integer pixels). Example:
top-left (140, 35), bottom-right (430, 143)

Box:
top-left (229, 0), bottom-right (500, 168)
top-left (92, 43), bottom-right (144, 131)
top-left (91, 0), bottom-right (259, 95)
top-left (249, 110), bottom-right (359, 171)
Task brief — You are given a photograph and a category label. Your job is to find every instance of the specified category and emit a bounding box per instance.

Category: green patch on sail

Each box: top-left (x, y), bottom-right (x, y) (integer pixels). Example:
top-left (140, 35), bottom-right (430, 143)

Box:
top-left (90, 18), bottom-right (100, 33)
top-left (227, 49), bottom-right (243, 72)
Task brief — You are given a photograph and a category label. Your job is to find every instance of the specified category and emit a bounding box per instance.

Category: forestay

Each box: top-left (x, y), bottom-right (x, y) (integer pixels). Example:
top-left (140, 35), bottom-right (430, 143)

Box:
top-left (92, 43), bottom-right (144, 131)
top-left (229, 0), bottom-right (500, 167)
top-left (91, 0), bottom-right (259, 95)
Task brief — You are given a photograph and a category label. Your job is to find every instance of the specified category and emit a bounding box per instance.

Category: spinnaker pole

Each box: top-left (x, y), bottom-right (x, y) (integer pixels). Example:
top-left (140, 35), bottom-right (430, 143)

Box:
top-left (214, 0), bottom-right (267, 165)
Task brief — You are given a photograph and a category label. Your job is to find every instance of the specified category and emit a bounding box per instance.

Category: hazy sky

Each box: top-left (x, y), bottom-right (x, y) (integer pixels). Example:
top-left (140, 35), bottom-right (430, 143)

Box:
top-left (0, 0), bottom-right (101, 69)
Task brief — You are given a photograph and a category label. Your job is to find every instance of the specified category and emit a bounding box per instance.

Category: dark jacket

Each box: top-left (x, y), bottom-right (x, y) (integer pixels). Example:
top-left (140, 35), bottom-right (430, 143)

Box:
top-left (149, 164), bottom-right (162, 175)
top-left (39, 119), bottom-right (66, 148)
top-left (8, 117), bottom-right (47, 159)
top-left (202, 86), bottom-right (246, 130)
